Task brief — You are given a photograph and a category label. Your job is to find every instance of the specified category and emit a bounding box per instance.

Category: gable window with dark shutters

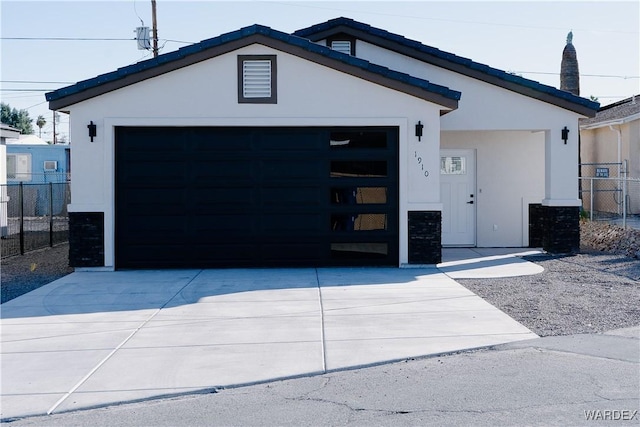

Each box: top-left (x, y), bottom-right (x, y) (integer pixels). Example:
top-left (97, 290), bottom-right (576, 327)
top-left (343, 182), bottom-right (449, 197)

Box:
top-left (238, 55), bottom-right (277, 104)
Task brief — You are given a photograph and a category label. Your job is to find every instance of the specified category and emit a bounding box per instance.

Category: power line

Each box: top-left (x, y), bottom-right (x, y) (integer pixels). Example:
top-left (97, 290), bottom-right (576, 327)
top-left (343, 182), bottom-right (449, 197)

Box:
top-left (0, 36), bottom-right (192, 45)
top-left (1, 37), bottom-right (134, 41)
top-left (3, 73), bottom-right (637, 88)
top-left (25, 101), bottom-right (49, 110)
top-left (0, 94), bottom-right (44, 99)
top-left (0, 89), bottom-right (58, 92)
top-left (273, 1), bottom-right (639, 35)
top-left (516, 71), bottom-right (639, 79)
top-left (133, 0), bottom-right (145, 27)
top-left (164, 39), bottom-right (194, 45)
top-left (1, 80), bottom-right (75, 84)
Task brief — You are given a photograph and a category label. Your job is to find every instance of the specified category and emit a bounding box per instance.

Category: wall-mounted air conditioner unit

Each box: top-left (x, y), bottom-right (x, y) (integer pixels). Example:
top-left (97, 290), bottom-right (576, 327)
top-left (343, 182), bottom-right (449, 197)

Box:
top-left (44, 161), bottom-right (58, 171)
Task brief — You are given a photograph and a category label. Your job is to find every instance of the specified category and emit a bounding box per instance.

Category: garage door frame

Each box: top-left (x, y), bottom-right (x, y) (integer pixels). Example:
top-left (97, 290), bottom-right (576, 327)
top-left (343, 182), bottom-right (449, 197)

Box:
top-left (115, 126), bottom-right (399, 268)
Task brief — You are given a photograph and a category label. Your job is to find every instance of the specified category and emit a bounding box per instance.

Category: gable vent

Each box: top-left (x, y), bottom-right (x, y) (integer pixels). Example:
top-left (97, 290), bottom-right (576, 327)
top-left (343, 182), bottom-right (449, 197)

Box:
top-left (331, 40), bottom-right (352, 55)
top-left (243, 59), bottom-right (272, 98)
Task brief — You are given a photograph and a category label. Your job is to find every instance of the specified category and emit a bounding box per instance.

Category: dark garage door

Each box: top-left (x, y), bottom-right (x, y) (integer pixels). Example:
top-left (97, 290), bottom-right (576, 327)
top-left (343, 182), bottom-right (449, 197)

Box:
top-left (115, 127), bottom-right (398, 268)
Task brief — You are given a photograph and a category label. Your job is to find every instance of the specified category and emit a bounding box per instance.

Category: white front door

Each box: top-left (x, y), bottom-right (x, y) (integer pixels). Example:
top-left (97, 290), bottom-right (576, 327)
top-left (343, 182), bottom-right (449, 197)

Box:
top-left (441, 149), bottom-right (476, 246)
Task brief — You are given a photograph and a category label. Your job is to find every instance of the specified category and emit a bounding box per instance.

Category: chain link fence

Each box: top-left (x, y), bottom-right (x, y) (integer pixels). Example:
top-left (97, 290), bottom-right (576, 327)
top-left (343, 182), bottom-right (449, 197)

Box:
top-left (1, 182), bottom-right (71, 258)
top-left (7, 172), bottom-right (69, 184)
top-left (579, 162), bottom-right (621, 180)
top-left (579, 177), bottom-right (640, 229)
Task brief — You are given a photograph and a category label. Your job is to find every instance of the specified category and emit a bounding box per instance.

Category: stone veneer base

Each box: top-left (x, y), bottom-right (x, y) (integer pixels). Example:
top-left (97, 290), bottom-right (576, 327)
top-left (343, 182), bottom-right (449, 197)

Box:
top-left (408, 211), bottom-right (442, 264)
top-left (69, 212), bottom-right (105, 267)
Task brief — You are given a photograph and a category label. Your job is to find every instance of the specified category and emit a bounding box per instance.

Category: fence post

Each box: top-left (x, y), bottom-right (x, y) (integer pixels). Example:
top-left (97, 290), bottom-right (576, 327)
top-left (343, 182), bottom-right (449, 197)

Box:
top-left (589, 178), bottom-right (593, 222)
top-left (623, 177), bottom-right (627, 228)
top-left (49, 182), bottom-right (54, 247)
top-left (19, 182), bottom-right (24, 255)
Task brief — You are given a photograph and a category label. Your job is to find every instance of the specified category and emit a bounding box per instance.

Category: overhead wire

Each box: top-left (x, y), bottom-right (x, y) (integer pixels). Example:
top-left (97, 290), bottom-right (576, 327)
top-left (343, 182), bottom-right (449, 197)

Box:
top-left (0, 94), bottom-right (45, 100)
top-left (0, 37), bottom-right (134, 41)
top-left (2, 71), bottom-right (637, 90)
top-left (1, 89), bottom-right (60, 92)
top-left (1, 2), bottom-right (636, 112)
top-left (133, 0), bottom-right (145, 26)
top-left (1, 80), bottom-right (75, 84)
top-left (271, 1), bottom-right (639, 35)
top-left (515, 72), bottom-right (639, 79)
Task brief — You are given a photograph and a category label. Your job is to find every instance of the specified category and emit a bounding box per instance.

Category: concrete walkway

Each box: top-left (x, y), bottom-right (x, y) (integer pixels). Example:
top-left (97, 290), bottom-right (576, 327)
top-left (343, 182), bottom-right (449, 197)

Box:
top-left (438, 248), bottom-right (544, 278)
top-left (1, 250), bottom-right (540, 420)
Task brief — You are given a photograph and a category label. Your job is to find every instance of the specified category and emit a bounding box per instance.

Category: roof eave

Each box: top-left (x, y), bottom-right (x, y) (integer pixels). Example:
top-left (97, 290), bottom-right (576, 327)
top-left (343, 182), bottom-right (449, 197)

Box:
top-left (298, 24), bottom-right (598, 117)
top-left (48, 31), bottom-right (458, 111)
top-left (580, 112), bottom-right (640, 130)
top-left (253, 35), bottom-right (459, 109)
top-left (48, 37), bottom-right (252, 111)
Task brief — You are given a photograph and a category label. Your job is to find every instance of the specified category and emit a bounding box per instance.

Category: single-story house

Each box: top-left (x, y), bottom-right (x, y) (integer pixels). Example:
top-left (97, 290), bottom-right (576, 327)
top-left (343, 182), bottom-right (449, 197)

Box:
top-left (5, 136), bottom-right (70, 217)
top-left (6, 135), bottom-right (70, 184)
top-left (46, 17), bottom-right (598, 270)
top-left (0, 124), bottom-right (21, 142)
top-left (580, 95), bottom-right (639, 214)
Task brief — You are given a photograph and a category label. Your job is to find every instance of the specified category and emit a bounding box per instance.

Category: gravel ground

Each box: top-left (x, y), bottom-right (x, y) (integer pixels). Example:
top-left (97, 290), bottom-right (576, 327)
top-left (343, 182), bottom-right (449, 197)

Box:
top-left (1, 243), bottom-right (73, 304)
top-left (1, 243), bottom-right (639, 337)
top-left (459, 251), bottom-right (640, 337)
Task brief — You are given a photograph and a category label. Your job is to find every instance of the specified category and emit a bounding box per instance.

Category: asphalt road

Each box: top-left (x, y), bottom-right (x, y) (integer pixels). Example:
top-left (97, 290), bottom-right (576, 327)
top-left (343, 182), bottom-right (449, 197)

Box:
top-left (7, 327), bottom-right (638, 427)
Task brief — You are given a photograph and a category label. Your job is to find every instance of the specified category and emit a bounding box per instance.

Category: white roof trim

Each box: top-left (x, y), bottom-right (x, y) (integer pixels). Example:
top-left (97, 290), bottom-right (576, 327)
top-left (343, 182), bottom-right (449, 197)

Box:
top-left (580, 112), bottom-right (640, 130)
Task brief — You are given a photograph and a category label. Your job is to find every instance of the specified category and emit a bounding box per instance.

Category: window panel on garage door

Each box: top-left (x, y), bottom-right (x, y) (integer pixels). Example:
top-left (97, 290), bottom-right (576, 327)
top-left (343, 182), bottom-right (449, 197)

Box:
top-left (327, 129), bottom-right (397, 262)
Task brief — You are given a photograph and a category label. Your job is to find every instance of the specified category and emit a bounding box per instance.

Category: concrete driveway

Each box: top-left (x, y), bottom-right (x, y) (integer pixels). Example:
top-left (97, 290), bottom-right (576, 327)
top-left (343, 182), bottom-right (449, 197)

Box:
top-left (1, 249), bottom-right (541, 420)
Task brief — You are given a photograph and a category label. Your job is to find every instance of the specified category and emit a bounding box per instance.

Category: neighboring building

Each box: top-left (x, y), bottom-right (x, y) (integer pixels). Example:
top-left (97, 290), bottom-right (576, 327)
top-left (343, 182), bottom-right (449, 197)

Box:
top-left (1, 124), bottom-right (21, 237)
top-left (580, 95), bottom-right (640, 214)
top-left (6, 135), bottom-right (70, 184)
top-left (46, 17), bottom-right (598, 270)
top-left (6, 134), bottom-right (49, 146)
top-left (5, 136), bottom-right (70, 217)
top-left (0, 123), bottom-right (21, 142)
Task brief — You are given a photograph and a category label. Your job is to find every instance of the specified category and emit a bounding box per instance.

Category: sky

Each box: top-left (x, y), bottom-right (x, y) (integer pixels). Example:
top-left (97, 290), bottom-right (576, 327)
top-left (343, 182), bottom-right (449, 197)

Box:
top-left (1, 0), bottom-right (638, 143)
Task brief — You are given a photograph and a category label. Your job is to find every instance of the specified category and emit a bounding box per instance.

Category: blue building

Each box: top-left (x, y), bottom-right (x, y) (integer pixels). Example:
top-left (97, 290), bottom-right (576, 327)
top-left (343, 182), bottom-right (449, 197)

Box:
top-left (6, 135), bottom-right (69, 184)
top-left (5, 136), bottom-right (70, 216)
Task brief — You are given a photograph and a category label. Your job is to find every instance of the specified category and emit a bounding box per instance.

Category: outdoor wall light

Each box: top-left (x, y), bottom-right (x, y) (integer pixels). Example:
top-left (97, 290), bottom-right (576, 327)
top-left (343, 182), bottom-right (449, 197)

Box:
top-left (88, 121), bottom-right (97, 142)
top-left (561, 126), bottom-right (569, 144)
top-left (415, 121), bottom-right (424, 141)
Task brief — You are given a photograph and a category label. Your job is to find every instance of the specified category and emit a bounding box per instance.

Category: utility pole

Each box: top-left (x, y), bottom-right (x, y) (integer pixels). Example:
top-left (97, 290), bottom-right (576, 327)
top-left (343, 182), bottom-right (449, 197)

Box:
top-left (52, 111), bottom-right (56, 144)
top-left (151, 0), bottom-right (159, 58)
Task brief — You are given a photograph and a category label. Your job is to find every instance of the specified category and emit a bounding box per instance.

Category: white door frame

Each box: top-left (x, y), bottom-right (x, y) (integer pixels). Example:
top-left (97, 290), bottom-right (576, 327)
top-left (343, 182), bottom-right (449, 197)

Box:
top-left (440, 149), bottom-right (476, 246)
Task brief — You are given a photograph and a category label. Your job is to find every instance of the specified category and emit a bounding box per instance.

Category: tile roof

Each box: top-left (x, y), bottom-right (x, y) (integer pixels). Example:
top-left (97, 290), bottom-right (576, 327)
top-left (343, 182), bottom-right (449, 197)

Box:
top-left (581, 95), bottom-right (640, 127)
top-left (294, 17), bottom-right (599, 116)
top-left (46, 24), bottom-right (460, 110)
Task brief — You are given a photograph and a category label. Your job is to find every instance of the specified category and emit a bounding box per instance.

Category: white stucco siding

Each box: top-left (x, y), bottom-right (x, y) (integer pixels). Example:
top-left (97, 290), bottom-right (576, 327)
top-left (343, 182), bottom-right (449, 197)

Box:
top-left (580, 127), bottom-right (603, 165)
top-left (358, 40), bottom-right (582, 207)
top-left (64, 43), bottom-right (446, 267)
top-left (581, 119), bottom-right (640, 178)
top-left (68, 44), bottom-right (442, 120)
top-left (442, 131), bottom-right (545, 247)
top-left (580, 119), bottom-right (640, 213)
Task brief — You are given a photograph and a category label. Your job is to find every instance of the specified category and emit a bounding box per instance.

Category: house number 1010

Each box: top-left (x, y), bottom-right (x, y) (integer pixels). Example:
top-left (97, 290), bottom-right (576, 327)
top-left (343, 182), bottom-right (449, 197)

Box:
top-left (415, 151), bottom-right (429, 177)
